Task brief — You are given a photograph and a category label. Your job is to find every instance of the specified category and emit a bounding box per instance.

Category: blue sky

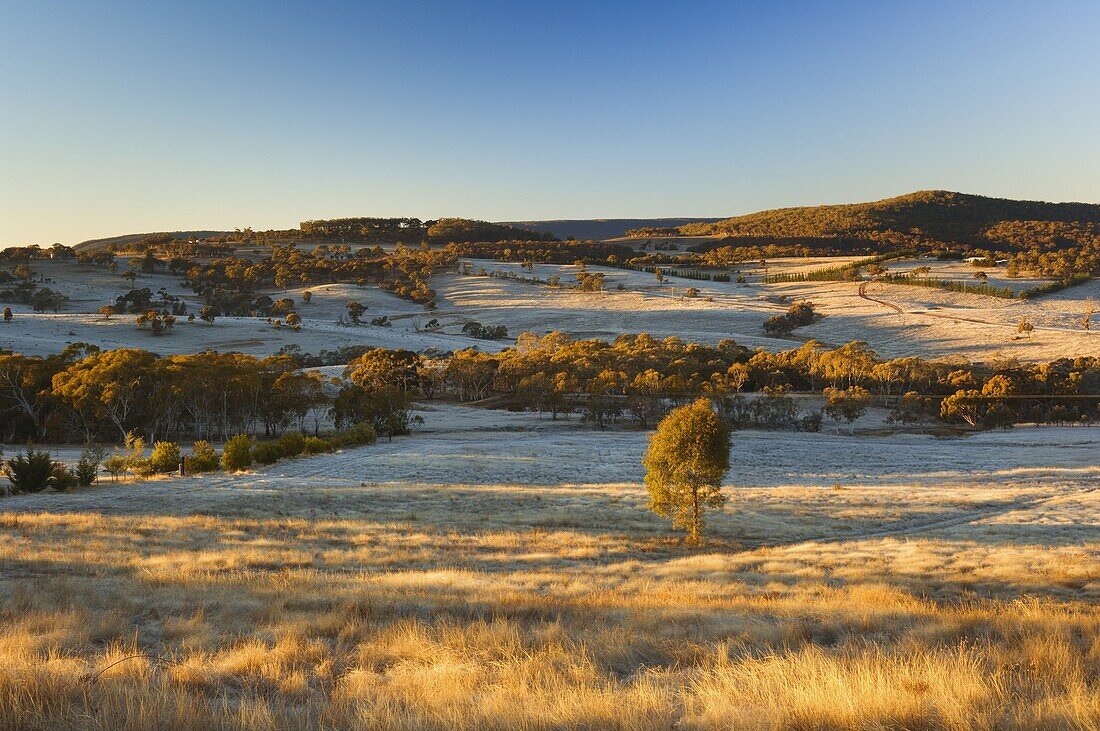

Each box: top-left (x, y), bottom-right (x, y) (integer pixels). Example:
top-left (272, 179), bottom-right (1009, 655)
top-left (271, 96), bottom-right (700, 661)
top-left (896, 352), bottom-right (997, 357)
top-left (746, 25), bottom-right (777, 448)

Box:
top-left (2, 0), bottom-right (1099, 245)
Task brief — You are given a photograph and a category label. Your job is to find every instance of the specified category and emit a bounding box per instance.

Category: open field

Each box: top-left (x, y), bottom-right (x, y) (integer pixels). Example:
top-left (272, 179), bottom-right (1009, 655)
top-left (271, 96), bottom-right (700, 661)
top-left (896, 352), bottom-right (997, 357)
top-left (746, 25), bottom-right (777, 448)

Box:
top-left (0, 262), bottom-right (504, 357)
top-left (5, 258), bottom-right (1097, 361)
top-left (3, 250), bottom-right (1098, 727)
top-left (1, 405), bottom-right (1098, 729)
top-left (440, 259), bottom-right (1099, 360)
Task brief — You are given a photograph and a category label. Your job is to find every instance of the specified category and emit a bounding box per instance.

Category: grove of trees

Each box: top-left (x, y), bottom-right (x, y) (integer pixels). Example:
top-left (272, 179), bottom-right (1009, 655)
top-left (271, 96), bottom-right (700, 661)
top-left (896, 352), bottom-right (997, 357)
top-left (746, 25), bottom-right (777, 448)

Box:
top-left (0, 346), bottom-right (413, 444)
top-left (2, 333), bottom-right (1097, 445)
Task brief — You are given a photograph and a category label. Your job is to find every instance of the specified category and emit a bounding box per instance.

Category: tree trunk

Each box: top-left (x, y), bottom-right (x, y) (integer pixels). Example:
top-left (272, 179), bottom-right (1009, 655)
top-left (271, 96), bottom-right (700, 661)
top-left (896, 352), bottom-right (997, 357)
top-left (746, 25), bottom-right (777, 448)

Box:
top-left (690, 488), bottom-right (700, 544)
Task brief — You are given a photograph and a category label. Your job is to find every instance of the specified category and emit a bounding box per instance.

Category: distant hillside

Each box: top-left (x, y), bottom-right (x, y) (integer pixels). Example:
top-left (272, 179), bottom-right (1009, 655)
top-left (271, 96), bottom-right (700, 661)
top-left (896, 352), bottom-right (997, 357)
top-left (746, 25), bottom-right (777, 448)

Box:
top-left (75, 231), bottom-right (229, 252)
top-left (680, 190), bottom-right (1100, 246)
top-left (502, 218), bottom-right (722, 242)
top-left (69, 191), bottom-right (1100, 253)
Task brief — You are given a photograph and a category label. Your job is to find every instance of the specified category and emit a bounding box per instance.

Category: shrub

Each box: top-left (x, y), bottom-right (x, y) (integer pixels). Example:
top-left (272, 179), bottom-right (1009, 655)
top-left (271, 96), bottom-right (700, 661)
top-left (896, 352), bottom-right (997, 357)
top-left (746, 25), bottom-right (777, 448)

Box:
top-left (221, 435), bottom-right (253, 471)
top-left (122, 432), bottom-right (150, 476)
top-left (74, 459), bottom-right (97, 486)
top-left (5, 449), bottom-right (55, 493)
top-left (131, 459), bottom-right (156, 477)
top-left (276, 432), bottom-right (306, 457)
top-left (763, 313), bottom-right (795, 335)
top-left (50, 463), bottom-right (78, 492)
top-left (326, 422), bottom-right (378, 450)
top-left (301, 436), bottom-right (333, 455)
top-left (252, 441), bottom-right (284, 465)
top-left (187, 441), bottom-right (220, 473)
top-left (148, 441), bottom-right (182, 474)
top-left (764, 301), bottom-right (817, 335)
top-left (102, 454), bottom-right (129, 481)
top-left (74, 447), bottom-right (105, 486)
top-left (800, 411), bottom-right (824, 432)
top-left (462, 321), bottom-right (508, 340)
top-left (344, 421), bottom-right (378, 446)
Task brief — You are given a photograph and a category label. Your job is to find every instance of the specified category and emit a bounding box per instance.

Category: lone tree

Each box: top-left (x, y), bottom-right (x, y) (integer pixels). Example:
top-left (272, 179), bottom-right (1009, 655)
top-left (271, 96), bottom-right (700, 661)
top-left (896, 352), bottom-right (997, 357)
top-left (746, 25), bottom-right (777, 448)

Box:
top-left (642, 398), bottom-right (731, 544)
top-left (346, 300), bottom-right (366, 324)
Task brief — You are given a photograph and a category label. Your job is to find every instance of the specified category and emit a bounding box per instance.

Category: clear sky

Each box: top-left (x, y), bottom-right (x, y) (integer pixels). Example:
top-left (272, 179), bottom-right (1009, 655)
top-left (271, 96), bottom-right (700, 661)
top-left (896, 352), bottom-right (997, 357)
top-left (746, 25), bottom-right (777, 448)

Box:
top-left (2, 0), bottom-right (1099, 246)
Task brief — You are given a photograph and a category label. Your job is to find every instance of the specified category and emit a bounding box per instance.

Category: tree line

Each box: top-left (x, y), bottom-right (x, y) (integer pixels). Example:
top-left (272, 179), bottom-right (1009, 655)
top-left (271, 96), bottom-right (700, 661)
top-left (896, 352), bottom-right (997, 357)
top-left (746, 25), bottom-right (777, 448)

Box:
top-left (0, 346), bottom-right (414, 444)
top-left (3, 334), bottom-right (1097, 444)
top-left (269, 334), bottom-right (1100, 430)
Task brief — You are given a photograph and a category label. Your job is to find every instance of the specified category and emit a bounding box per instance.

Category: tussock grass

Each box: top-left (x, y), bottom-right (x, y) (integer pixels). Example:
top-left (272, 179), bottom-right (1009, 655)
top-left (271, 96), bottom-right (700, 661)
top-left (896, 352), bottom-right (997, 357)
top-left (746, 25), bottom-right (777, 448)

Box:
top-left (0, 478), bottom-right (1097, 729)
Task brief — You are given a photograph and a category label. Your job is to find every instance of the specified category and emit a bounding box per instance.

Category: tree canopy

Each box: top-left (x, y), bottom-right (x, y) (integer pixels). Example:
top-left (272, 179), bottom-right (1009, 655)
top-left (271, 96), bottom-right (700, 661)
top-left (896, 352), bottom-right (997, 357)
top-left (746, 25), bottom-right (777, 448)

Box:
top-left (643, 398), bottom-right (732, 544)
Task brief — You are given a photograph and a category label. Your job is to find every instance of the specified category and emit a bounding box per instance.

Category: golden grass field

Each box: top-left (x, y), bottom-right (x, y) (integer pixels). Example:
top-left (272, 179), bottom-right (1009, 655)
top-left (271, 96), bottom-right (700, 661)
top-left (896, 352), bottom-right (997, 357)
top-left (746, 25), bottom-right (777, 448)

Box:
top-left (1, 426), bottom-right (1098, 731)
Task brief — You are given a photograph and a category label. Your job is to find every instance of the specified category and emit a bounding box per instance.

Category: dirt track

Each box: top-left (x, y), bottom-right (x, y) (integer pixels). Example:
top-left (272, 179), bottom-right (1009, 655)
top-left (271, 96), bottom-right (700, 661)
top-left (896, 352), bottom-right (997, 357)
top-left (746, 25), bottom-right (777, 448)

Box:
top-left (858, 280), bottom-right (903, 313)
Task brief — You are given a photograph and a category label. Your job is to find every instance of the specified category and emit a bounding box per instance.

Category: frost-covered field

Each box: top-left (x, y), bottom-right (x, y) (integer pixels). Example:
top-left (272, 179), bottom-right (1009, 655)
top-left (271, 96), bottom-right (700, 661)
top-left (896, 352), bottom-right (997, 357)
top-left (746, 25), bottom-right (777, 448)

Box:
top-left (1, 406), bottom-right (1098, 728)
top-left (438, 259), bottom-right (1100, 360)
top-left (0, 262), bottom-right (503, 357)
top-left (4, 258), bottom-right (1097, 361)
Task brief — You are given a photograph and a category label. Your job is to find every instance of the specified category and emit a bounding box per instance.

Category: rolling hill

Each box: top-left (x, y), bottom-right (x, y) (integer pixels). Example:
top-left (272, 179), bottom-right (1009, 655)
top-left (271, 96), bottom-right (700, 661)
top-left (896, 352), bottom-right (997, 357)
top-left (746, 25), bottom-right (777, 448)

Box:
top-left (74, 231), bottom-right (230, 251)
top-left (68, 191), bottom-right (1100, 251)
top-left (679, 190), bottom-right (1100, 245)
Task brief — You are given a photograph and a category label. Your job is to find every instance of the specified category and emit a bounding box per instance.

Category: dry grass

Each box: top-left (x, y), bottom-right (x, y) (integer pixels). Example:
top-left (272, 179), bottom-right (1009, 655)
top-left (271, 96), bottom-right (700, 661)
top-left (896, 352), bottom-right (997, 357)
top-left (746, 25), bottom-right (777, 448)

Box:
top-left (0, 473), bottom-right (1097, 729)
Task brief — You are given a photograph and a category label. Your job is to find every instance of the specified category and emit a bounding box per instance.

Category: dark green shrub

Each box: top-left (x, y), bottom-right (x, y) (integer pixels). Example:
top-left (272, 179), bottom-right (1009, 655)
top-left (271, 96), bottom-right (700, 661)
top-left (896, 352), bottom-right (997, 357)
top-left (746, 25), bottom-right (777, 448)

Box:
top-left (50, 463), bottom-right (78, 492)
top-left (252, 441), bottom-right (284, 465)
top-left (187, 441), bottom-right (220, 473)
top-left (301, 436), bottom-right (333, 455)
top-left (74, 447), bottom-right (105, 486)
top-left (74, 460), bottom-right (97, 487)
top-left (5, 449), bottom-right (55, 493)
top-left (276, 432), bottom-right (305, 457)
top-left (344, 422), bottom-right (377, 446)
top-left (221, 435), bottom-right (253, 471)
top-left (149, 441), bottom-right (182, 474)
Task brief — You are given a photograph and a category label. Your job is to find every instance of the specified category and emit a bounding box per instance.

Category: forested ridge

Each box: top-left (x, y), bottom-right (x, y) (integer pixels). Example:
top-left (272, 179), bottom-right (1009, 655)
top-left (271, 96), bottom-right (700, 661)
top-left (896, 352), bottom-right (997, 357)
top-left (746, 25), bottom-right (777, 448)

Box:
top-left (668, 191), bottom-right (1100, 277)
top-left (681, 190), bottom-right (1100, 241)
top-left (73, 218), bottom-right (555, 252)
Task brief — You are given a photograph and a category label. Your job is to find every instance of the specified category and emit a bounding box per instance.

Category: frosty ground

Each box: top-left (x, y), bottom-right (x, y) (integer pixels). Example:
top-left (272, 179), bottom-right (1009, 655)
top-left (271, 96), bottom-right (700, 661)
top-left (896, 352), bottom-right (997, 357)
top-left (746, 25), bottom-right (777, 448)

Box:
top-left (5, 257), bottom-right (1097, 361)
top-left (2, 255), bottom-right (1099, 727)
top-left (1, 405), bottom-right (1098, 727)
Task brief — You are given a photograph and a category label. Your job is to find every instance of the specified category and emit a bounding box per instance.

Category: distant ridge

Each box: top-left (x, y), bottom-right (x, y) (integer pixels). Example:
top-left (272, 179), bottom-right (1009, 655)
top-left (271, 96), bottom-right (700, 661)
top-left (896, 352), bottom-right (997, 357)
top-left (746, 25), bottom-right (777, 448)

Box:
top-left (679, 190), bottom-right (1100, 242)
top-left (66, 191), bottom-right (1100, 249)
top-left (74, 230), bottom-right (229, 251)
